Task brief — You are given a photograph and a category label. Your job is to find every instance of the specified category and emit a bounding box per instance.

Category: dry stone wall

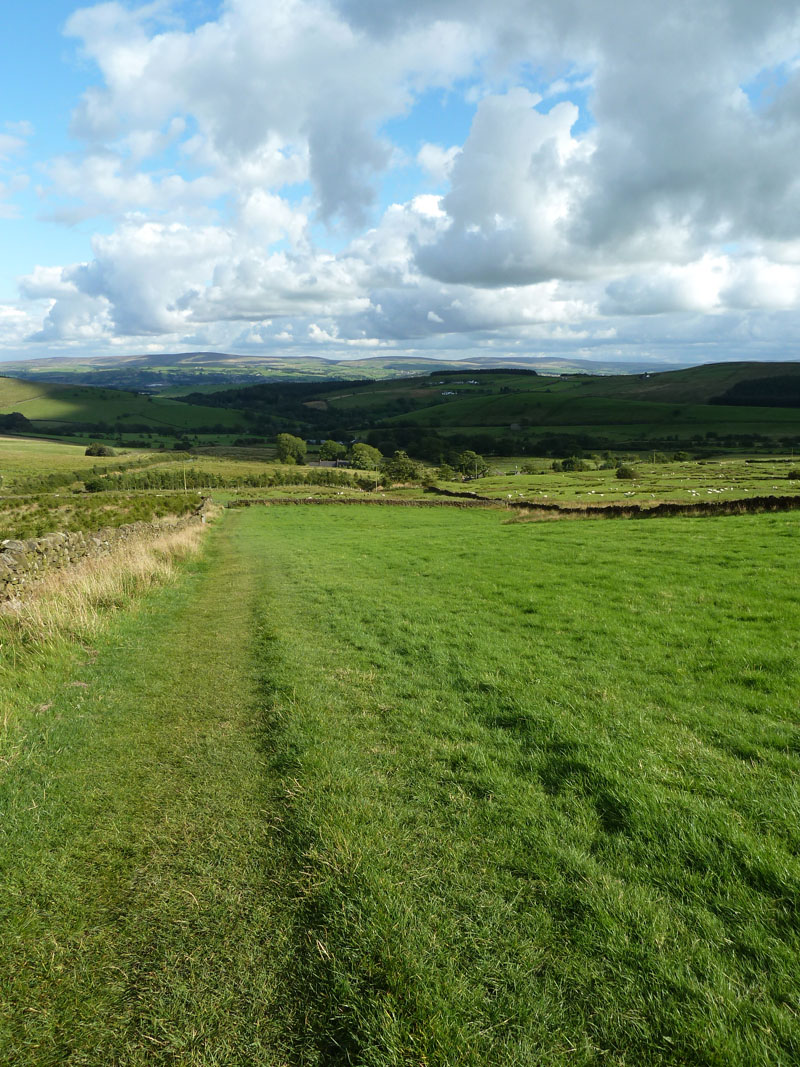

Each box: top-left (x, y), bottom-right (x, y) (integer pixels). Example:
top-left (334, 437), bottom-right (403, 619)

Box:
top-left (0, 500), bottom-right (210, 603)
top-left (226, 496), bottom-right (495, 510)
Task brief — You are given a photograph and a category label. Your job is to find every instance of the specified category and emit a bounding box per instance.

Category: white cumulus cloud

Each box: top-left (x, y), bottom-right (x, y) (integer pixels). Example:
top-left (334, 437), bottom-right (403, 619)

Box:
top-left (6, 0), bottom-right (800, 363)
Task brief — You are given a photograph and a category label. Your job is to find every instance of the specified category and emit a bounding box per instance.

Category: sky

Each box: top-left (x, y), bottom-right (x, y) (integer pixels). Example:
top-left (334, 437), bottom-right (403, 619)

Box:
top-left (2, 0), bottom-right (800, 366)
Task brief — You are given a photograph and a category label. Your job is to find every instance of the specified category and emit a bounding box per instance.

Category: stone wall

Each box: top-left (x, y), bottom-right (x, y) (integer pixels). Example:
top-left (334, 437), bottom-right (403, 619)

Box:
top-left (226, 496), bottom-right (496, 509)
top-left (0, 499), bottom-right (210, 603)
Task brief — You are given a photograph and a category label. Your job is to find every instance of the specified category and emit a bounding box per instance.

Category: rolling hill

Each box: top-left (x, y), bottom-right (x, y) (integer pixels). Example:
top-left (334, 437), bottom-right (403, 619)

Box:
top-left (0, 350), bottom-right (688, 392)
top-left (171, 362), bottom-right (800, 455)
top-left (3, 359), bottom-right (800, 454)
top-left (0, 376), bottom-right (249, 435)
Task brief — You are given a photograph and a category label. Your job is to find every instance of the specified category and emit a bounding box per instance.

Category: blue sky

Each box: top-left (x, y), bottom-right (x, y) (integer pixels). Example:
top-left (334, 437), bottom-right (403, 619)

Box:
top-left (2, 0), bottom-right (800, 365)
top-left (0, 1), bottom-right (93, 294)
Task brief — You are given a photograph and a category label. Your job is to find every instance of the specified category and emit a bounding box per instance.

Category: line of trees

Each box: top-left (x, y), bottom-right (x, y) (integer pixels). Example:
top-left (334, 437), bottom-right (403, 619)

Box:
top-left (277, 435), bottom-right (383, 471)
top-left (278, 433), bottom-right (490, 481)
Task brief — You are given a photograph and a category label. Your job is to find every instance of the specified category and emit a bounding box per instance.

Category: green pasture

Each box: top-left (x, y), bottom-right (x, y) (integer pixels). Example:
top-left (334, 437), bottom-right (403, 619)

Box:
top-left (570, 361), bottom-right (800, 404)
top-left (321, 374), bottom-right (539, 413)
top-left (324, 372), bottom-right (562, 412)
top-left (0, 435), bottom-right (151, 488)
top-left (0, 491), bottom-right (200, 541)
top-left (0, 377), bottom-right (248, 433)
top-left (158, 383), bottom-right (253, 398)
top-left (156, 446), bottom-right (279, 477)
top-left (462, 456), bottom-right (800, 504)
top-left (2, 503), bottom-right (799, 1063)
top-left (384, 388), bottom-right (800, 437)
top-left (293, 364), bottom-right (800, 450)
top-left (128, 455), bottom-right (279, 483)
top-left (238, 506), bottom-right (800, 1063)
top-left (5, 361), bottom-right (800, 456)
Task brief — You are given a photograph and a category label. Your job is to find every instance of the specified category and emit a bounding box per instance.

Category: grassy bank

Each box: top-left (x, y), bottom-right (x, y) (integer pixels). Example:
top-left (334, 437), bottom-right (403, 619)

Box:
top-left (0, 514), bottom-right (303, 1064)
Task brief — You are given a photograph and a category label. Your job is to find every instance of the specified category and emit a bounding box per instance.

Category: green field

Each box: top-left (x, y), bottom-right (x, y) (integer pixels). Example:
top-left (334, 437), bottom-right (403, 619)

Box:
top-left (568, 361), bottom-right (800, 404)
top-left (0, 376), bottom-right (248, 434)
top-left (457, 456), bottom-right (800, 505)
top-left (39, 358), bottom-right (789, 457)
top-left (2, 504), bottom-right (798, 1064)
top-left (0, 491), bottom-right (200, 541)
top-left (381, 385), bottom-right (800, 438)
top-left (0, 435), bottom-right (153, 487)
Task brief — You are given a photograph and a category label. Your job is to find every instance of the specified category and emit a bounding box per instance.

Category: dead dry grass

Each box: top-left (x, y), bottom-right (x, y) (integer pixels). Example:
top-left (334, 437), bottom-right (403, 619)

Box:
top-left (0, 522), bottom-right (207, 645)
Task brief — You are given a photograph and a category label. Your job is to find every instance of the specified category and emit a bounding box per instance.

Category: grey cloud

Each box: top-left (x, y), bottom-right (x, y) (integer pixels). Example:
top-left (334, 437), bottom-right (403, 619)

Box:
top-left (411, 1), bottom-right (800, 296)
top-left (307, 116), bottom-right (390, 226)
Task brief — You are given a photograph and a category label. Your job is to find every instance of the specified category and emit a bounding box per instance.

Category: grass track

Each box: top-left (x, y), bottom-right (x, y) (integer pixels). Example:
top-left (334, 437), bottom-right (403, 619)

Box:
top-left (0, 516), bottom-right (298, 1065)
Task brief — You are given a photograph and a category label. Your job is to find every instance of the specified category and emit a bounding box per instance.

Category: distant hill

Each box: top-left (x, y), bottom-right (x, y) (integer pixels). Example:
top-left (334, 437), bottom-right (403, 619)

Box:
top-left (0, 351), bottom-right (688, 392)
top-left (172, 362), bottom-right (800, 456)
top-left (566, 361), bottom-right (800, 405)
top-left (708, 373), bottom-right (800, 407)
top-left (2, 359), bottom-right (799, 455)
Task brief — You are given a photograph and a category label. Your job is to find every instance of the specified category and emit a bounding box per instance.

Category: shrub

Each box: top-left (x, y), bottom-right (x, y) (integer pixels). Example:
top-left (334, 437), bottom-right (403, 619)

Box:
top-left (562, 457), bottom-right (590, 472)
top-left (616, 465), bottom-right (636, 480)
top-left (787, 469), bottom-right (800, 480)
top-left (85, 442), bottom-right (116, 457)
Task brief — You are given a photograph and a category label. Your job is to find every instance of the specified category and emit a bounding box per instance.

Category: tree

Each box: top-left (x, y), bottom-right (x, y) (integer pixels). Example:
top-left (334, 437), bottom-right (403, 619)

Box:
top-left (616, 465), bottom-right (636, 480)
top-left (275, 433), bottom-right (307, 464)
top-left (85, 442), bottom-right (116, 457)
top-left (554, 456), bottom-right (589, 472)
top-left (319, 439), bottom-right (347, 462)
top-left (456, 450), bottom-right (489, 479)
top-left (417, 435), bottom-right (446, 463)
top-left (0, 412), bottom-right (33, 433)
top-left (350, 442), bottom-right (382, 470)
top-left (380, 450), bottom-right (419, 484)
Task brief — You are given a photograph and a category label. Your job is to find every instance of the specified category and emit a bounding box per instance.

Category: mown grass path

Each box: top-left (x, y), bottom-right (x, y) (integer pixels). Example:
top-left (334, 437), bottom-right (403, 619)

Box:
top-left (1, 514), bottom-right (298, 1065)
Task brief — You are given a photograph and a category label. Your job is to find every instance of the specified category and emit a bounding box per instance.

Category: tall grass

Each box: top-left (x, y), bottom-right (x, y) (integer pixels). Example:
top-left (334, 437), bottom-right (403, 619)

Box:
top-left (1, 523), bottom-right (205, 645)
top-left (0, 523), bottom-right (208, 744)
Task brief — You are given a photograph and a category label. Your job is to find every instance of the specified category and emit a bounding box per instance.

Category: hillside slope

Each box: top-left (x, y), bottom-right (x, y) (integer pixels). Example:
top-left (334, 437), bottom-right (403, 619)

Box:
top-left (567, 361), bottom-right (800, 404)
top-left (0, 376), bottom-right (247, 433)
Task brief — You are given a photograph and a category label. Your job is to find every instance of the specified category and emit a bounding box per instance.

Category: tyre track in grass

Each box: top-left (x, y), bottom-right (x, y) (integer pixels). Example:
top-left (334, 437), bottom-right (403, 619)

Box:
top-left (0, 511), bottom-right (302, 1066)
